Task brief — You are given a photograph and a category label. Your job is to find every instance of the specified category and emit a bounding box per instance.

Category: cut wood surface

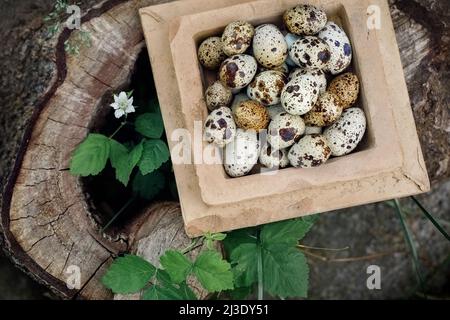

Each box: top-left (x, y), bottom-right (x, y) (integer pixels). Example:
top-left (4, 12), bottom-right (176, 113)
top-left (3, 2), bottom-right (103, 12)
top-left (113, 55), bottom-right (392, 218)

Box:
top-left (115, 201), bottom-right (211, 300)
top-left (1, 0), bottom-right (173, 300)
top-left (0, 0), bottom-right (448, 299)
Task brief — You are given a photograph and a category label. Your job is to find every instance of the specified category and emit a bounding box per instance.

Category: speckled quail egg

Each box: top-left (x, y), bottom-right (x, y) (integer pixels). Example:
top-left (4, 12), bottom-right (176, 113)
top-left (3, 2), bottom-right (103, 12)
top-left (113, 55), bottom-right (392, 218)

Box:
top-left (268, 112), bottom-right (305, 150)
top-left (222, 21), bottom-right (255, 56)
top-left (284, 33), bottom-right (300, 67)
top-left (280, 77), bottom-right (321, 116)
top-left (203, 107), bottom-right (236, 147)
top-left (198, 37), bottom-right (227, 70)
top-left (223, 129), bottom-right (260, 177)
top-left (288, 134), bottom-right (331, 168)
top-left (323, 108), bottom-right (367, 156)
top-left (267, 104), bottom-right (285, 120)
top-left (304, 91), bottom-right (343, 127)
top-left (305, 126), bottom-right (322, 135)
top-left (205, 81), bottom-right (233, 111)
top-left (289, 36), bottom-right (331, 70)
top-left (289, 68), bottom-right (327, 94)
top-left (328, 72), bottom-right (360, 109)
top-left (231, 93), bottom-right (250, 115)
top-left (259, 143), bottom-right (290, 169)
top-left (247, 71), bottom-right (287, 106)
top-left (219, 54), bottom-right (258, 90)
top-left (318, 22), bottom-right (352, 75)
top-left (259, 63), bottom-right (289, 76)
top-left (253, 24), bottom-right (288, 68)
top-left (283, 5), bottom-right (327, 36)
top-left (234, 100), bottom-right (270, 131)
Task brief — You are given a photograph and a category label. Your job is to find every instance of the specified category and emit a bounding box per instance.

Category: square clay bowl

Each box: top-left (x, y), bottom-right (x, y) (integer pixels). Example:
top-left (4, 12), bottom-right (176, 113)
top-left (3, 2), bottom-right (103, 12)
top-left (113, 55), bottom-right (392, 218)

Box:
top-left (140, 0), bottom-right (430, 236)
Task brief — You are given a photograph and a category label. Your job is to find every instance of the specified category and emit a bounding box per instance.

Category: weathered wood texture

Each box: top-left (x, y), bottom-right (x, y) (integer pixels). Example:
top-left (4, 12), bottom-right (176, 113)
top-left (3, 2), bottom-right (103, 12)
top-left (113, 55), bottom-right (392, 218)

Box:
top-left (0, 0), bottom-right (172, 300)
top-left (115, 202), bottom-right (210, 300)
top-left (390, 0), bottom-right (450, 183)
top-left (0, 0), bottom-right (448, 299)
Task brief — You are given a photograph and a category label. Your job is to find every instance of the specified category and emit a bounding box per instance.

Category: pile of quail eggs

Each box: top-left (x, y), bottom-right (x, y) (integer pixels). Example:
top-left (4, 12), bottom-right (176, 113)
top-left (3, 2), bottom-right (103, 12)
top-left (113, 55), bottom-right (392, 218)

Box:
top-left (200, 4), bottom-right (367, 178)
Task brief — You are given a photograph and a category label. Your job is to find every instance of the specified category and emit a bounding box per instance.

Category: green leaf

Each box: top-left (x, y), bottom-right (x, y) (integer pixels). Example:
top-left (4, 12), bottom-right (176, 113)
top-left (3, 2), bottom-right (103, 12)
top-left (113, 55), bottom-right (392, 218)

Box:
top-left (142, 282), bottom-right (196, 300)
top-left (223, 228), bottom-right (257, 254)
top-left (262, 245), bottom-right (309, 298)
top-left (228, 242), bottom-right (309, 298)
top-left (109, 140), bottom-right (143, 186)
top-left (193, 250), bottom-right (234, 292)
top-left (160, 250), bottom-right (193, 284)
top-left (225, 217), bottom-right (317, 299)
top-left (148, 97), bottom-right (160, 113)
top-left (204, 232), bottom-right (227, 250)
top-left (132, 170), bottom-right (166, 200)
top-left (142, 286), bottom-right (169, 300)
top-left (138, 139), bottom-right (170, 175)
top-left (135, 113), bottom-right (164, 139)
top-left (101, 255), bottom-right (156, 294)
top-left (206, 232), bottom-right (227, 241)
top-left (230, 243), bottom-right (258, 287)
top-left (109, 139), bottom-right (128, 159)
top-left (261, 216), bottom-right (318, 246)
top-left (70, 133), bottom-right (110, 176)
top-left (178, 282), bottom-right (199, 300)
top-left (142, 270), bottom-right (197, 300)
top-left (226, 286), bottom-right (253, 300)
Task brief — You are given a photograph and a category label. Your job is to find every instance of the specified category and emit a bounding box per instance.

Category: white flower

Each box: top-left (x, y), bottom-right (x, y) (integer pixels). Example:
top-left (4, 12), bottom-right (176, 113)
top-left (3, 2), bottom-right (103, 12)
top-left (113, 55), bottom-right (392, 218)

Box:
top-left (110, 91), bottom-right (136, 119)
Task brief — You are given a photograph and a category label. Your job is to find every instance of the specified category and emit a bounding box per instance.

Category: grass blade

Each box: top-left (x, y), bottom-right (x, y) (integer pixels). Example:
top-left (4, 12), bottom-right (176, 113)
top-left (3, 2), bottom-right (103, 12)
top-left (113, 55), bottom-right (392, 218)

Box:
top-left (411, 196), bottom-right (450, 241)
top-left (101, 197), bottom-right (135, 233)
top-left (393, 199), bottom-right (426, 295)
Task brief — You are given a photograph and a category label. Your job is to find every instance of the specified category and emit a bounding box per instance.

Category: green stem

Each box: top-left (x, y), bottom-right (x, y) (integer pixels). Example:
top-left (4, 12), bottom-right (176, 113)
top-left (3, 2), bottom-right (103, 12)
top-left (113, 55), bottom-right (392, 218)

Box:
top-left (256, 229), bottom-right (263, 301)
top-left (394, 199), bottom-right (427, 296)
top-left (109, 119), bottom-right (127, 139)
top-left (411, 196), bottom-right (450, 241)
top-left (101, 197), bottom-right (135, 233)
top-left (182, 237), bottom-right (202, 254)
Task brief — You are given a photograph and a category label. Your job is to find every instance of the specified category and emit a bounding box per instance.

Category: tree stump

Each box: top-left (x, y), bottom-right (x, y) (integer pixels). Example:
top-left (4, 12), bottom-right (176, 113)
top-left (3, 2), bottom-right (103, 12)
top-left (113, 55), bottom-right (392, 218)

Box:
top-left (0, 0), bottom-right (449, 299)
top-left (0, 0), bottom-right (178, 300)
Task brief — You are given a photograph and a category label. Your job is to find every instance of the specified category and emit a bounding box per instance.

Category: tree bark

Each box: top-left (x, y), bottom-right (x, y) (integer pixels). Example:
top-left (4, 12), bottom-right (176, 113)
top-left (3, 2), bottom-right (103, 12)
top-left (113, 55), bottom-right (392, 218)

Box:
top-left (0, 0), bottom-right (448, 299)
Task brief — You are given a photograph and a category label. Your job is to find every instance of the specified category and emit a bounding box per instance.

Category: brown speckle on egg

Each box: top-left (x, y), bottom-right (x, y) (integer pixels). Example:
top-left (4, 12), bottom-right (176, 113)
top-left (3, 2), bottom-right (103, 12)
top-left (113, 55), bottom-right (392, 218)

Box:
top-left (234, 100), bottom-right (270, 131)
top-left (203, 107), bottom-right (236, 147)
top-left (283, 5), bottom-right (327, 36)
top-left (288, 134), bottom-right (331, 168)
top-left (323, 108), bottom-right (367, 156)
top-left (304, 91), bottom-right (343, 127)
top-left (268, 112), bottom-right (305, 149)
top-left (198, 37), bottom-right (227, 70)
top-left (219, 54), bottom-right (258, 90)
top-left (246, 71), bottom-right (287, 106)
top-left (259, 143), bottom-right (290, 169)
top-left (253, 24), bottom-right (288, 68)
top-left (328, 72), bottom-right (360, 109)
top-left (205, 81), bottom-right (233, 111)
top-left (289, 36), bottom-right (331, 70)
top-left (222, 21), bottom-right (255, 56)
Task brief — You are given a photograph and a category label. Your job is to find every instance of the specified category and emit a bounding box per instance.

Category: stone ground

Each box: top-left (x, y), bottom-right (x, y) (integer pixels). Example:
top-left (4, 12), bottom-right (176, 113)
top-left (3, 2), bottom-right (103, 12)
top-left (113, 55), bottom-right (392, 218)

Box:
top-left (0, 0), bottom-right (448, 299)
top-left (306, 180), bottom-right (450, 300)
